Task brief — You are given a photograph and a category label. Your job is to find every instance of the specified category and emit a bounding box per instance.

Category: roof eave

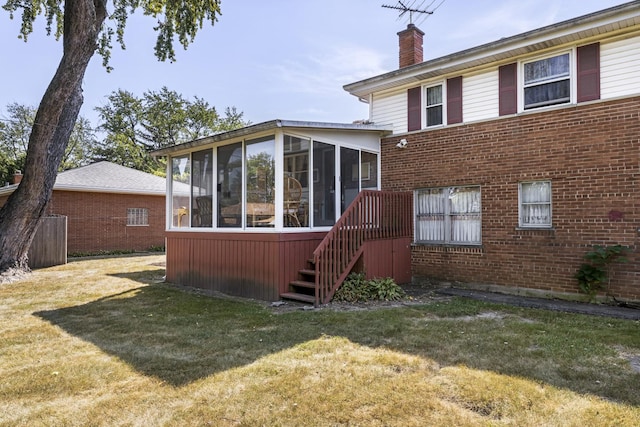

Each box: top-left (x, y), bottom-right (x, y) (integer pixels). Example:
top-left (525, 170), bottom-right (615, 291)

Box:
top-left (151, 119), bottom-right (393, 157)
top-left (53, 185), bottom-right (166, 196)
top-left (344, 2), bottom-right (640, 99)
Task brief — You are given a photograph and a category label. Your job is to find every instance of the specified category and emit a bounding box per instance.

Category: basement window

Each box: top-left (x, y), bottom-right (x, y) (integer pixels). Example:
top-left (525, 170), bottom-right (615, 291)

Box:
top-left (127, 208), bottom-right (149, 226)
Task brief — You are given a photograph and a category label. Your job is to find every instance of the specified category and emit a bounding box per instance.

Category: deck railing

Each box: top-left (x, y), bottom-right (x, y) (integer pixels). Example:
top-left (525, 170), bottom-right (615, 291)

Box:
top-left (312, 190), bottom-right (413, 305)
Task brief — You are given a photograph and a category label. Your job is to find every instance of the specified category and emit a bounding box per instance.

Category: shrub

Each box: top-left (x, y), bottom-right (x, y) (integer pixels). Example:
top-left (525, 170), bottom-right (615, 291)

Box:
top-left (333, 273), bottom-right (405, 303)
top-left (575, 245), bottom-right (630, 299)
top-left (368, 277), bottom-right (406, 301)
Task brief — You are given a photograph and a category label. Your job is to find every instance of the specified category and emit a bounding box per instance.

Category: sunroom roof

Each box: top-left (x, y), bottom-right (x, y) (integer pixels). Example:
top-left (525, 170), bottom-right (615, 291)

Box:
top-left (150, 119), bottom-right (393, 157)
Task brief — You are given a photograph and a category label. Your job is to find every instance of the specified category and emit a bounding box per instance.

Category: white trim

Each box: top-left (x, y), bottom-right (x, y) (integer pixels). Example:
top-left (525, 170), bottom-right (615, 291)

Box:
top-left (519, 49), bottom-right (575, 112)
top-left (423, 81), bottom-right (446, 128)
top-left (414, 185), bottom-right (482, 245)
top-left (518, 180), bottom-right (553, 228)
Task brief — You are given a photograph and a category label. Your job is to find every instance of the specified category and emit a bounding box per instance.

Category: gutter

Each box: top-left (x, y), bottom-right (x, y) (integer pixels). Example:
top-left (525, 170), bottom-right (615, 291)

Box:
top-left (150, 119), bottom-right (393, 157)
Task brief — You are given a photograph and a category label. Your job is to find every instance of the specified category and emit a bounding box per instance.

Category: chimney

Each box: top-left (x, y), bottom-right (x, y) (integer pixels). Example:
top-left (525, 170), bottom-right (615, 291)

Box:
top-left (13, 170), bottom-right (22, 185)
top-left (398, 24), bottom-right (424, 68)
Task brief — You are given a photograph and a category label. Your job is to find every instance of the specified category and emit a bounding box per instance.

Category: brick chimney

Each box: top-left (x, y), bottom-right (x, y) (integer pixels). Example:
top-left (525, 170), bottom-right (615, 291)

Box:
top-left (13, 170), bottom-right (23, 185)
top-left (398, 24), bottom-right (424, 68)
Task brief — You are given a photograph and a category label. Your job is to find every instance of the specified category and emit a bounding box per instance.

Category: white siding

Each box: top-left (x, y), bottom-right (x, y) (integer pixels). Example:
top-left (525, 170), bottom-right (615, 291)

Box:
top-left (371, 90), bottom-right (407, 134)
top-left (462, 70), bottom-right (499, 123)
top-left (368, 35), bottom-right (640, 135)
top-left (601, 36), bottom-right (640, 100)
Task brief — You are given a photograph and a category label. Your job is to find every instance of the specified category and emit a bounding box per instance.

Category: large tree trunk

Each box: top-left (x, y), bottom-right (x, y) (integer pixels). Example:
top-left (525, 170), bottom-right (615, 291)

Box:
top-left (0, 0), bottom-right (107, 277)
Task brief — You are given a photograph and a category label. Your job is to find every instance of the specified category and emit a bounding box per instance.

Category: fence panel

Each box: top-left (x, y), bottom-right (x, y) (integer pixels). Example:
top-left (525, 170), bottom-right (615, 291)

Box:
top-left (29, 215), bottom-right (67, 269)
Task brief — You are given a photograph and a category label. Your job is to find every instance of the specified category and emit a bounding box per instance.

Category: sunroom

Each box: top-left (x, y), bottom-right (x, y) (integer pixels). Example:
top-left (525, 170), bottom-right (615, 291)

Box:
top-left (152, 120), bottom-right (413, 305)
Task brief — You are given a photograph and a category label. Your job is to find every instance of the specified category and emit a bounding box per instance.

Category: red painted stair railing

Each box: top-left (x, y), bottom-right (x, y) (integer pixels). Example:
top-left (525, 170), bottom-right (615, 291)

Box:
top-left (312, 190), bottom-right (413, 306)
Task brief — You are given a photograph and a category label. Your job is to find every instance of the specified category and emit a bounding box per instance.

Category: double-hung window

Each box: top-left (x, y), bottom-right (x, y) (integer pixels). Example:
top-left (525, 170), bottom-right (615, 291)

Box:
top-left (523, 53), bottom-right (571, 110)
top-left (415, 186), bottom-right (481, 245)
top-left (425, 84), bottom-right (444, 127)
top-left (519, 181), bottom-right (552, 228)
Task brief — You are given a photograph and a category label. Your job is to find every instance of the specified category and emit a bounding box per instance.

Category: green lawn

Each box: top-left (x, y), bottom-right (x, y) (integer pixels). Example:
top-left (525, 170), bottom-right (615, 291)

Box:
top-left (1, 254), bottom-right (639, 426)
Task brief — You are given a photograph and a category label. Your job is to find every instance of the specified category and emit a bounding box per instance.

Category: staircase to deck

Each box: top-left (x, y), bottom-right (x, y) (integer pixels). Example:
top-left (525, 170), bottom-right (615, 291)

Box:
top-left (280, 259), bottom-right (317, 304)
top-left (281, 190), bottom-right (413, 306)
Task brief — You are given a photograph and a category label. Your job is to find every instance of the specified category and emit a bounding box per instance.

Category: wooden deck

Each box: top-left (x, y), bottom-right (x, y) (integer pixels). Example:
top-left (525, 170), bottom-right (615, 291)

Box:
top-left (165, 191), bottom-right (414, 304)
top-left (165, 231), bottom-right (326, 301)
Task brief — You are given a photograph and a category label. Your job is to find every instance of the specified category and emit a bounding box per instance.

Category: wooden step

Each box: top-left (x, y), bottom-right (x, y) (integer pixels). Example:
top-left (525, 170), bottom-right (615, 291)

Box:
top-left (298, 269), bottom-right (316, 277)
top-left (290, 280), bottom-right (315, 289)
top-left (280, 292), bottom-right (316, 304)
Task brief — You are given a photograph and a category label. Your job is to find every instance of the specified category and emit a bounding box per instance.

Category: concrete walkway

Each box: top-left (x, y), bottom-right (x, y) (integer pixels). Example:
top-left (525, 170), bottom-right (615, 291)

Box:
top-left (437, 288), bottom-right (640, 320)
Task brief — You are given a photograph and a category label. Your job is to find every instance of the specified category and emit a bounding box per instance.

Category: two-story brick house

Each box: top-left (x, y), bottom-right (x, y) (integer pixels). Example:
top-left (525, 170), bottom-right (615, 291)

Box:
top-left (156, 2), bottom-right (639, 305)
top-left (344, 1), bottom-right (640, 302)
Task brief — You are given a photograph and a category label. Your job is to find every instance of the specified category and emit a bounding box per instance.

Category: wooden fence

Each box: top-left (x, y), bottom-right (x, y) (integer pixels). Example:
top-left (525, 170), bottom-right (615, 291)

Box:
top-left (28, 215), bottom-right (67, 269)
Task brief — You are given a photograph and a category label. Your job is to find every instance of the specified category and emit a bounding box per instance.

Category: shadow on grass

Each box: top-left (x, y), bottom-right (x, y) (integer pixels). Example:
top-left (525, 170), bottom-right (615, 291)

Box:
top-left (35, 283), bottom-right (321, 387)
top-left (35, 278), bottom-right (640, 405)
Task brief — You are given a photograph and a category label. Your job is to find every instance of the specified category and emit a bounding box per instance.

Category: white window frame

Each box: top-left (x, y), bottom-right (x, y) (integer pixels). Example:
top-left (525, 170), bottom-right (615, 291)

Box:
top-left (520, 50), bottom-right (575, 111)
top-left (127, 208), bottom-right (149, 226)
top-left (423, 82), bottom-right (446, 128)
top-left (518, 181), bottom-right (552, 228)
top-left (414, 185), bottom-right (481, 245)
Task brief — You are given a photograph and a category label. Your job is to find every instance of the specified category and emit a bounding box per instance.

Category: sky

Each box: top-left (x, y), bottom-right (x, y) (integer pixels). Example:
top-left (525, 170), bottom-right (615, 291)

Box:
top-left (0, 0), bottom-right (631, 129)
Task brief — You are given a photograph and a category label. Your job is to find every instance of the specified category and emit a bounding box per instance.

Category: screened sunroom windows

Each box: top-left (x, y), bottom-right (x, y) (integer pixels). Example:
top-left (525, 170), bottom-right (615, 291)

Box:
top-left (217, 142), bottom-right (242, 228)
top-left (192, 149), bottom-right (214, 227)
top-left (313, 141), bottom-right (335, 227)
top-left (284, 135), bottom-right (309, 227)
top-left (168, 132), bottom-right (379, 230)
top-left (171, 155), bottom-right (190, 228)
top-left (245, 136), bottom-right (275, 228)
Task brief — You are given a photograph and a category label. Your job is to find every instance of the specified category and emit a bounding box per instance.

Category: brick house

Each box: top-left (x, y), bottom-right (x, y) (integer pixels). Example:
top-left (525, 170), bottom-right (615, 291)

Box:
top-left (0, 162), bottom-right (169, 254)
top-left (155, 2), bottom-right (639, 305)
top-left (343, 2), bottom-right (640, 302)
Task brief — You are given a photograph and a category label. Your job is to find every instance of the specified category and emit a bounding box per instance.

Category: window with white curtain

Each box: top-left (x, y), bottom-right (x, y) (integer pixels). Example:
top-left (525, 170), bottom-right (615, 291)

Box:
top-left (127, 208), bottom-right (149, 226)
top-left (519, 181), bottom-right (552, 227)
top-left (415, 186), bottom-right (481, 245)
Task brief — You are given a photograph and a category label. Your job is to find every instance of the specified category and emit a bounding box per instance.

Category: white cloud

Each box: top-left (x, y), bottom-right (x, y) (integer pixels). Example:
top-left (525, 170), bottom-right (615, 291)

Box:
top-left (263, 44), bottom-right (390, 97)
top-left (427, 1), bottom-right (563, 56)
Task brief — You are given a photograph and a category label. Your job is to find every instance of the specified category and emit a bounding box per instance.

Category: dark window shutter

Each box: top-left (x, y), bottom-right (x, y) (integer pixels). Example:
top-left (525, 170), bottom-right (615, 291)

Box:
top-left (447, 76), bottom-right (463, 124)
top-left (577, 43), bottom-right (600, 103)
top-left (499, 63), bottom-right (518, 116)
top-left (407, 86), bottom-right (422, 131)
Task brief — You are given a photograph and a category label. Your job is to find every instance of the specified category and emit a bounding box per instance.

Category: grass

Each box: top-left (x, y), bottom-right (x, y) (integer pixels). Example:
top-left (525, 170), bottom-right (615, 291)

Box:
top-left (1, 254), bottom-right (639, 426)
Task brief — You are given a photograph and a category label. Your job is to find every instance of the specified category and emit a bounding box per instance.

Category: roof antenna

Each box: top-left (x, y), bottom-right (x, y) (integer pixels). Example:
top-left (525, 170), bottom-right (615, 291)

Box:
top-left (382, 1), bottom-right (433, 25)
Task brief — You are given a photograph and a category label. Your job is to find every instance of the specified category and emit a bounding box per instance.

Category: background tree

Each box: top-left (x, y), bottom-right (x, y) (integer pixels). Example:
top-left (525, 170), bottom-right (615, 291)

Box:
top-left (92, 90), bottom-right (153, 172)
top-left (0, 0), bottom-right (222, 277)
top-left (60, 116), bottom-right (98, 171)
top-left (0, 103), bottom-right (31, 184)
top-left (95, 87), bottom-right (249, 175)
top-left (0, 103), bottom-right (97, 184)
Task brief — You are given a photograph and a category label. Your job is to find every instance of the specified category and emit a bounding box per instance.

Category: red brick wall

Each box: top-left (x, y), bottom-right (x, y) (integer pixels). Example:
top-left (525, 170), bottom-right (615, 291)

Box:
top-left (382, 97), bottom-right (640, 301)
top-left (50, 191), bottom-right (166, 254)
top-left (1, 190), bottom-right (166, 254)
